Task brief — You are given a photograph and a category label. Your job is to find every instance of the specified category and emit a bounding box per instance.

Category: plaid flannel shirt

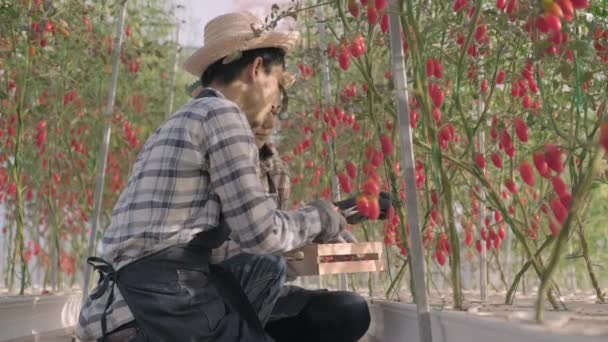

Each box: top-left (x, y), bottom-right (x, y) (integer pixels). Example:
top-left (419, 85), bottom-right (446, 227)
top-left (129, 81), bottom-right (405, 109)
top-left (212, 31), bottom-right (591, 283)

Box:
top-left (211, 143), bottom-right (292, 262)
top-left (77, 88), bottom-right (322, 341)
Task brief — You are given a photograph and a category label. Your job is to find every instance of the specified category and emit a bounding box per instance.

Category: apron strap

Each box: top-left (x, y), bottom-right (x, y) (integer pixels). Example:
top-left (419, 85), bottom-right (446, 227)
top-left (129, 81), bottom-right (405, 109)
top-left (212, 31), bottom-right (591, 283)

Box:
top-left (210, 263), bottom-right (268, 339)
top-left (87, 256), bottom-right (117, 340)
top-left (266, 172), bottom-right (277, 196)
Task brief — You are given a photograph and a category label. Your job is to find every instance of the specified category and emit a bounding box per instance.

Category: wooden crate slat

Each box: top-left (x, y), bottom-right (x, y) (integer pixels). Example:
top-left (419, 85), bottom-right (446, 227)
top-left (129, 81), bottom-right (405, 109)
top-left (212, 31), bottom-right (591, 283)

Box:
top-left (318, 259), bottom-right (385, 275)
top-left (316, 242), bottom-right (384, 256)
top-left (286, 248), bottom-right (319, 276)
top-left (287, 242), bottom-right (386, 276)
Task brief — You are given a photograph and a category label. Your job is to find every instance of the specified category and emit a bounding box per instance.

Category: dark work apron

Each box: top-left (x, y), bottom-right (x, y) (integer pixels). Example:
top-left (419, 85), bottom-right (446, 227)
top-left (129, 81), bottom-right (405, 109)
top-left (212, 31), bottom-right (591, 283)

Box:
top-left (87, 89), bottom-right (273, 342)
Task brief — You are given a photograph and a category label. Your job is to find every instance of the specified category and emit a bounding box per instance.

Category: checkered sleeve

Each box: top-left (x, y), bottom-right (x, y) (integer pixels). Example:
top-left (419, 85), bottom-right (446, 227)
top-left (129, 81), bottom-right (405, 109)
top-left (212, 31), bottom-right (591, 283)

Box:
top-left (204, 98), bottom-right (322, 254)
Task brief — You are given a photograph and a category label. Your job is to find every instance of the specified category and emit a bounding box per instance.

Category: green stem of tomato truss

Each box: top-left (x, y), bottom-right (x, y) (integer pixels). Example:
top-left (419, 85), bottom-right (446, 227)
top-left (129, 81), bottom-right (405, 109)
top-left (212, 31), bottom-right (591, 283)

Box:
top-left (470, 40), bottom-right (514, 137)
top-left (49, 35), bottom-right (74, 290)
top-left (492, 248), bottom-right (508, 291)
top-left (403, 0), bottom-right (424, 65)
top-left (8, 12), bottom-right (32, 295)
top-left (269, 1), bottom-right (334, 31)
top-left (419, 140), bottom-right (563, 309)
top-left (572, 22), bottom-right (588, 138)
top-left (386, 258), bottom-right (409, 300)
top-left (505, 235), bottom-right (554, 304)
top-left (324, 18), bottom-right (397, 120)
top-left (45, 48), bottom-right (70, 290)
top-left (535, 148), bottom-right (603, 322)
top-left (575, 216), bottom-right (606, 303)
top-left (440, 168), bottom-right (463, 308)
top-left (452, 0), bottom-right (482, 143)
top-left (335, 0), bottom-right (351, 33)
top-left (538, 62), bottom-right (588, 147)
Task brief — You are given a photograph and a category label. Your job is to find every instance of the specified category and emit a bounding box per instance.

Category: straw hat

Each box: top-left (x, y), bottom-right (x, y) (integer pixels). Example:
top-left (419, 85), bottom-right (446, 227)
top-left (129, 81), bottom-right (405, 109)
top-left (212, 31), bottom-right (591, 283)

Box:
top-left (182, 11), bottom-right (300, 78)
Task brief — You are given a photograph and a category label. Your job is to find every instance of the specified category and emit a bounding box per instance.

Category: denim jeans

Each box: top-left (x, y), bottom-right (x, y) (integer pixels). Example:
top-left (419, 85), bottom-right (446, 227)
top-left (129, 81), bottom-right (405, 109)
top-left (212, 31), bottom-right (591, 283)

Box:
top-left (218, 253), bottom-right (287, 326)
top-left (105, 248), bottom-right (369, 342)
top-left (223, 254), bottom-right (370, 342)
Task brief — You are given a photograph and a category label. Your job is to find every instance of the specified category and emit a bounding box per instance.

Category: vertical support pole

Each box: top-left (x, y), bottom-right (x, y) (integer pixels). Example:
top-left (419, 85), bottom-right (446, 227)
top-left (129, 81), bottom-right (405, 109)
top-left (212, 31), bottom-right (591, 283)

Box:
top-left (0, 207), bottom-right (4, 288)
top-left (167, 23), bottom-right (181, 118)
top-left (315, 3), bottom-right (346, 291)
top-left (82, 0), bottom-right (128, 300)
top-left (387, 2), bottom-right (432, 342)
top-left (478, 86), bottom-right (488, 302)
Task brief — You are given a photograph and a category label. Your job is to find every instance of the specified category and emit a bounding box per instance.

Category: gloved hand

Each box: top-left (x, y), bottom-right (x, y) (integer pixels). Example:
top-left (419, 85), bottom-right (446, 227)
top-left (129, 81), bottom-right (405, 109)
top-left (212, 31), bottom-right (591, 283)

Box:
top-left (334, 191), bottom-right (396, 225)
top-left (327, 230), bottom-right (358, 243)
top-left (309, 199), bottom-right (348, 243)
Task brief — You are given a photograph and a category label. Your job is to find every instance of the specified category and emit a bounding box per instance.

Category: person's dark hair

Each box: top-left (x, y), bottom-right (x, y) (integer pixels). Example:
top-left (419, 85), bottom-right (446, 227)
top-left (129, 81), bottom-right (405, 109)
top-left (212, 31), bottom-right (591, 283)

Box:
top-left (201, 47), bottom-right (285, 87)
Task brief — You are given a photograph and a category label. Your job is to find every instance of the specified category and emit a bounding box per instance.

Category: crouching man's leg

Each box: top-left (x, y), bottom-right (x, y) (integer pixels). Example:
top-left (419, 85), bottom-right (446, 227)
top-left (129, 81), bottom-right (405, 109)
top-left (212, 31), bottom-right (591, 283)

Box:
top-left (266, 289), bottom-right (371, 342)
top-left (219, 253), bottom-right (287, 326)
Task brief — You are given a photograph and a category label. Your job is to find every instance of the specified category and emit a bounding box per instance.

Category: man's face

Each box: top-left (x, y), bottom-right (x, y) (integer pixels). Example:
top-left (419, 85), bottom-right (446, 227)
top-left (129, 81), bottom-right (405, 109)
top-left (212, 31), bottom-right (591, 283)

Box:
top-left (240, 58), bottom-right (284, 141)
top-left (252, 86), bottom-right (285, 147)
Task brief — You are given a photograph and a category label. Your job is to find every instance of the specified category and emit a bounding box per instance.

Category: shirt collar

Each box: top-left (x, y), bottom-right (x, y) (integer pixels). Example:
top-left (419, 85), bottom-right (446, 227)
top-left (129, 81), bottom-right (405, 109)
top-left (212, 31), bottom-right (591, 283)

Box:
top-left (195, 87), bottom-right (226, 100)
top-left (259, 144), bottom-right (275, 161)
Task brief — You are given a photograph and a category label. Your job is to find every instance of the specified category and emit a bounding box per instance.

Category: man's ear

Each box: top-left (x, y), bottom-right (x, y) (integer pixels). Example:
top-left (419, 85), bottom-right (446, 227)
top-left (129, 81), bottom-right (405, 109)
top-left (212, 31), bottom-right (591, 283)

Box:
top-left (247, 56), bottom-right (264, 81)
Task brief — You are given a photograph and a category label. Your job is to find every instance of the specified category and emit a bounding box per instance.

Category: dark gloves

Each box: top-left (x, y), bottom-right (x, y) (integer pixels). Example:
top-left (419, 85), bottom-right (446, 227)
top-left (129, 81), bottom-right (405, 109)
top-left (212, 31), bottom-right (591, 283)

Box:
top-left (309, 192), bottom-right (396, 242)
top-left (309, 199), bottom-right (348, 243)
top-left (333, 191), bottom-right (396, 225)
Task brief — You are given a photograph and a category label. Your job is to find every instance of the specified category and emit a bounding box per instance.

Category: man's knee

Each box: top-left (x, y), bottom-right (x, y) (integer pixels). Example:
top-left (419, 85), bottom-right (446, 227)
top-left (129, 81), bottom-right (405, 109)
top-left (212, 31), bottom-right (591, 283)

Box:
top-left (305, 290), bottom-right (371, 340)
top-left (333, 291), bottom-right (370, 332)
top-left (228, 253), bottom-right (287, 286)
top-left (253, 254), bottom-right (287, 283)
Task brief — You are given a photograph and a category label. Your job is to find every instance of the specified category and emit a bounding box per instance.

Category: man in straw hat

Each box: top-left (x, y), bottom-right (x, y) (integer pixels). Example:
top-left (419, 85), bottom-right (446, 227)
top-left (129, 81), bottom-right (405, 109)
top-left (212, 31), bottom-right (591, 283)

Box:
top-left (187, 75), bottom-right (373, 342)
top-left (77, 11), bottom-right (370, 342)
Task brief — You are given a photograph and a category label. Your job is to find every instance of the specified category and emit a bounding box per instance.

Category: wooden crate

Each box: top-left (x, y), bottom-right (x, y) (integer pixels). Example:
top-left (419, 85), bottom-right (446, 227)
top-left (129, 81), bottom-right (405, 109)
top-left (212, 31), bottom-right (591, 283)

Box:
top-left (286, 242), bottom-right (385, 276)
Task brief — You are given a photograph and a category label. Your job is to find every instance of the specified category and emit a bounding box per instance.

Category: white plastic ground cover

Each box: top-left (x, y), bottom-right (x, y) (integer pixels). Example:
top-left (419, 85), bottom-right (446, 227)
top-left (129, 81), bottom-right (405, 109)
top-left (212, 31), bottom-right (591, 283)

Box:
top-left (1, 292), bottom-right (606, 342)
top-left (367, 299), bottom-right (607, 342)
top-left (0, 292), bottom-right (80, 341)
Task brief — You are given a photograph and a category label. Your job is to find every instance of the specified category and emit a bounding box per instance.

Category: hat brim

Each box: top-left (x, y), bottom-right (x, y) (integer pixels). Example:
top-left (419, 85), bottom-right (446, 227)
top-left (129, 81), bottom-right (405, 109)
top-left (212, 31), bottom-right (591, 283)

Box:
top-left (182, 31), bottom-right (300, 78)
